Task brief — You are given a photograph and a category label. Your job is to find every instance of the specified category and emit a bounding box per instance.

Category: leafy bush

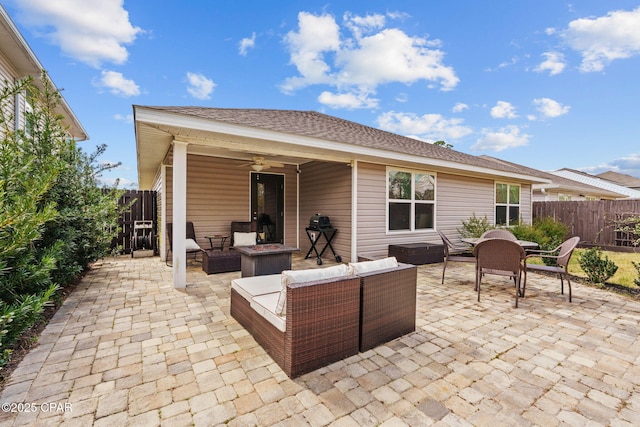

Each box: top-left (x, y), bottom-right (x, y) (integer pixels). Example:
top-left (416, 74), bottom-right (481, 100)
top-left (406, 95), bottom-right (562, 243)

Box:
top-left (578, 247), bottom-right (619, 284)
top-left (633, 261), bottom-right (640, 287)
top-left (0, 73), bottom-right (123, 366)
top-left (458, 213), bottom-right (493, 238)
top-left (511, 217), bottom-right (569, 266)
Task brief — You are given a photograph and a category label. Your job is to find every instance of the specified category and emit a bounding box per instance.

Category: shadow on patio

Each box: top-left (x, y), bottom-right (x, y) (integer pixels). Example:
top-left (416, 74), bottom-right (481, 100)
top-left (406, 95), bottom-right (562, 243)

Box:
top-left (1, 255), bottom-right (639, 426)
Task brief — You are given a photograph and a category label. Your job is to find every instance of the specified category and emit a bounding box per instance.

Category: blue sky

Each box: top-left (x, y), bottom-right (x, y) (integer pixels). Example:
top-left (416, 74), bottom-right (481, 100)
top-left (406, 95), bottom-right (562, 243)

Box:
top-left (5, 0), bottom-right (640, 187)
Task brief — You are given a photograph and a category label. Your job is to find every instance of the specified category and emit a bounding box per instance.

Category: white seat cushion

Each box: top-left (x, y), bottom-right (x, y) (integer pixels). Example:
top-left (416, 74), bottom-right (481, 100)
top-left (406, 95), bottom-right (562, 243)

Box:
top-left (185, 238), bottom-right (202, 252)
top-left (234, 232), bottom-right (257, 246)
top-left (275, 264), bottom-right (351, 316)
top-left (251, 293), bottom-right (286, 332)
top-left (231, 274), bottom-right (282, 301)
top-left (348, 256), bottom-right (398, 275)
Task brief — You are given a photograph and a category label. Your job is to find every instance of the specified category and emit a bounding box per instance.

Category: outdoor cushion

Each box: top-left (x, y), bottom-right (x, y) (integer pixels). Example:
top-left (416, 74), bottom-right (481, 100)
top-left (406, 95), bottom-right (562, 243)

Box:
top-left (348, 256), bottom-right (398, 275)
top-left (185, 238), bottom-right (202, 252)
top-left (251, 293), bottom-right (286, 332)
top-left (275, 264), bottom-right (351, 315)
top-left (231, 274), bottom-right (282, 301)
top-left (234, 232), bottom-right (257, 246)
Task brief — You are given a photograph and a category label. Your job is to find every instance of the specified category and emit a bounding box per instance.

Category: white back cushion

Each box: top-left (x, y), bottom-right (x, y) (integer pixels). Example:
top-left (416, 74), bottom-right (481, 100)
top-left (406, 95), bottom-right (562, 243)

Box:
top-left (234, 232), bottom-right (256, 246)
top-left (348, 256), bottom-right (398, 275)
top-left (275, 264), bottom-right (351, 315)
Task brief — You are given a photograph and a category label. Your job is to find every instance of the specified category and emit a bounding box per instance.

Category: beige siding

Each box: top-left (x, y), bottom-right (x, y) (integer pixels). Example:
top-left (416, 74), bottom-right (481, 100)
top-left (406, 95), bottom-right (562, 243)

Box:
top-left (355, 163), bottom-right (533, 259)
top-left (164, 154), bottom-right (298, 249)
top-left (0, 52), bottom-right (19, 134)
top-left (299, 161), bottom-right (352, 262)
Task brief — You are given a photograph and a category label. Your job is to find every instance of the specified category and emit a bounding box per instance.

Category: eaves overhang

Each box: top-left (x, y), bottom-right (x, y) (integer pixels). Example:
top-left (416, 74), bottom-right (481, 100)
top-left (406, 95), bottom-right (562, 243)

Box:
top-left (135, 106), bottom-right (551, 189)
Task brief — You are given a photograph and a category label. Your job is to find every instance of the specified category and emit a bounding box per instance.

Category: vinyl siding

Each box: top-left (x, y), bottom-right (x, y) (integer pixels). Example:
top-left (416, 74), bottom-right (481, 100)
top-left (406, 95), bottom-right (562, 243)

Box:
top-left (355, 163), bottom-right (533, 259)
top-left (164, 154), bottom-right (298, 249)
top-left (299, 161), bottom-right (352, 262)
top-left (0, 52), bottom-right (19, 134)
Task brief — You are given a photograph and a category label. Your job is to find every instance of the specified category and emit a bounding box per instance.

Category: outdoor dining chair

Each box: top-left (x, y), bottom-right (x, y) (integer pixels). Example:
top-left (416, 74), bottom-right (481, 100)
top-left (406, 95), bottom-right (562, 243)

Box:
top-left (165, 222), bottom-right (204, 266)
top-left (437, 230), bottom-right (475, 284)
top-left (523, 236), bottom-right (580, 302)
top-left (473, 238), bottom-right (526, 307)
top-left (480, 229), bottom-right (517, 240)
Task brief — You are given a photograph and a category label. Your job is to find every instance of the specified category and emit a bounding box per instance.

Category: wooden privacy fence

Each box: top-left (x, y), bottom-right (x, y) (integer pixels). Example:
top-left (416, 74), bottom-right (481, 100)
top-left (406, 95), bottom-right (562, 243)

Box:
top-left (111, 190), bottom-right (157, 254)
top-left (533, 200), bottom-right (640, 249)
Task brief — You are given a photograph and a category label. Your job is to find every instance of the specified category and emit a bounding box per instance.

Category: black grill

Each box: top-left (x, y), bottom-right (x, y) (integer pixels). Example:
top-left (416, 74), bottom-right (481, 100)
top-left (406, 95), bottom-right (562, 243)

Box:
top-left (308, 214), bottom-right (332, 230)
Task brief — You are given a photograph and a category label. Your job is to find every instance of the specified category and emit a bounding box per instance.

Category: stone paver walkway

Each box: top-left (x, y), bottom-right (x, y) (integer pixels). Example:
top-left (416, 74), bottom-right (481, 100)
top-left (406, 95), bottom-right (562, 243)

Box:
top-left (1, 255), bottom-right (639, 426)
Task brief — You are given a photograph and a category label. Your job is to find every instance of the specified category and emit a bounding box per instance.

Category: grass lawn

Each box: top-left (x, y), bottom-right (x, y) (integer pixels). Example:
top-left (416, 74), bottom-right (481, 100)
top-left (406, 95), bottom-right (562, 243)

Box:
top-left (529, 248), bottom-right (640, 289)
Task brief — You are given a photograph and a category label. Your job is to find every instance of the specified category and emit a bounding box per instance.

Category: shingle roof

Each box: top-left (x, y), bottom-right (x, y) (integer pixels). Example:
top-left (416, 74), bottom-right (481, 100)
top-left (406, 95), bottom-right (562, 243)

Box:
top-left (596, 171), bottom-right (640, 188)
top-left (144, 106), bottom-right (541, 178)
top-left (478, 156), bottom-right (624, 198)
top-left (552, 168), bottom-right (640, 199)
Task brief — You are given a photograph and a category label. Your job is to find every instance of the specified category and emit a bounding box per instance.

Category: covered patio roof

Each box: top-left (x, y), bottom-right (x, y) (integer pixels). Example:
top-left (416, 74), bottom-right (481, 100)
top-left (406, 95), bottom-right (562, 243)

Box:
top-left (134, 106), bottom-right (551, 189)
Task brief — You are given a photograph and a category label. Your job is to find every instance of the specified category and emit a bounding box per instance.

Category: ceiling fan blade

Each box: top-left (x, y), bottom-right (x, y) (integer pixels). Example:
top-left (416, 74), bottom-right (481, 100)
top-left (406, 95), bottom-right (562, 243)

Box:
top-left (265, 161), bottom-right (285, 168)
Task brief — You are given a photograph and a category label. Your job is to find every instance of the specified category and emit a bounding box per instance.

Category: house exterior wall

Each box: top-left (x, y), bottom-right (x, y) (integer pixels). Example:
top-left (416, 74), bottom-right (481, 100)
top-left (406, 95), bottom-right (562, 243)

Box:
top-left (299, 161), bottom-right (353, 262)
top-left (0, 51), bottom-right (24, 134)
top-left (355, 162), bottom-right (533, 259)
top-left (163, 154), bottom-right (299, 249)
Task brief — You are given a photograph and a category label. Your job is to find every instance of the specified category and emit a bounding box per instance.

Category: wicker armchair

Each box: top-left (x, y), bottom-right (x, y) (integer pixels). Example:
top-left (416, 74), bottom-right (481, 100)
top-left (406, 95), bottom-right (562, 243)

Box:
top-left (437, 230), bottom-right (475, 284)
top-left (358, 263), bottom-right (417, 352)
top-left (166, 222), bottom-right (203, 266)
top-left (231, 275), bottom-right (360, 378)
top-left (524, 236), bottom-right (580, 302)
top-left (473, 238), bottom-right (526, 308)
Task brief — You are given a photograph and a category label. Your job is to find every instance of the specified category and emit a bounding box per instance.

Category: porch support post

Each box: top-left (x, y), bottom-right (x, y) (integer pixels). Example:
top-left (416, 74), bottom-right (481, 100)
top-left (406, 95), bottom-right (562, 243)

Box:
top-left (351, 160), bottom-right (358, 263)
top-left (172, 140), bottom-right (188, 289)
top-left (160, 164), bottom-right (167, 262)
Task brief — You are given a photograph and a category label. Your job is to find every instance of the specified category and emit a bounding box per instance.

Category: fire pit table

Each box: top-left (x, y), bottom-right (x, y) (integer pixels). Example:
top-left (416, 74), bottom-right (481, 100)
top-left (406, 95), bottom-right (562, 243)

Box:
top-left (233, 244), bottom-right (300, 277)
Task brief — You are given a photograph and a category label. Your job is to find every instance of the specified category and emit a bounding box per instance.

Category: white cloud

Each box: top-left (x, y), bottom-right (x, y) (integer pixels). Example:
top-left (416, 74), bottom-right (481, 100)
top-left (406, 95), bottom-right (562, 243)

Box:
top-left (534, 52), bottom-right (566, 76)
top-left (239, 32), bottom-right (256, 56)
top-left (490, 101), bottom-right (518, 119)
top-left (113, 113), bottom-right (133, 123)
top-left (561, 7), bottom-right (640, 72)
top-left (318, 91), bottom-right (378, 109)
top-left (282, 11), bottom-right (458, 108)
top-left (186, 72), bottom-right (216, 100)
top-left (532, 97), bottom-right (570, 118)
top-left (471, 126), bottom-right (530, 152)
top-left (96, 70), bottom-right (140, 97)
top-left (581, 153), bottom-right (640, 177)
top-left (14, 0), bottom-right (142, 68)
top-left (377, 111), bottom-right (472, 141)
top-left (452, 103), bottom-right (468, 113)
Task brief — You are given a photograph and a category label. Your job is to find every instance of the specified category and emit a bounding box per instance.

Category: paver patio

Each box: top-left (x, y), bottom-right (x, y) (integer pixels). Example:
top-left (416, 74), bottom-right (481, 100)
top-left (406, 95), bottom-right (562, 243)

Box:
top-left (1, 255), bottom-right (639, 426)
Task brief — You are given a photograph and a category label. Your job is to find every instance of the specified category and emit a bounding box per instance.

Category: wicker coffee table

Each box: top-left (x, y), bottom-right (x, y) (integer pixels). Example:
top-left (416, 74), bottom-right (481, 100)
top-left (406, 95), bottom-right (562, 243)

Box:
top-left (233, 244), bottom-right (299, 277)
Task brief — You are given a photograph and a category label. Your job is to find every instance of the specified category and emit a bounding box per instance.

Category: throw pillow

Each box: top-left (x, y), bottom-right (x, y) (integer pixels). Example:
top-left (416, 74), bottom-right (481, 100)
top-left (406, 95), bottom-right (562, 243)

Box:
top-left (234, 232), bottom-right (257, 246)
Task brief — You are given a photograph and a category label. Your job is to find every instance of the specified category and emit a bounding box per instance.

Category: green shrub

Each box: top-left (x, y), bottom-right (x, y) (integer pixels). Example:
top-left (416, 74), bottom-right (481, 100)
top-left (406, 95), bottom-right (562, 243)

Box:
top-left (0, 73), bottom-right (123, 366)
top-left (578, 247), bottom-right (618, 284)
top-left (458, 213), bottom-right (493, 238)
top-left (633, 261), bottom-right (640, 287)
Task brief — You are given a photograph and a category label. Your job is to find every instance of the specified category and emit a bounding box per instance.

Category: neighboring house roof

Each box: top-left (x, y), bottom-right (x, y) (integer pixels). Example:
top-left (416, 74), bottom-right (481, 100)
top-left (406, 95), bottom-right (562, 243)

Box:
top-left (551, 168), bottom-right (640, 199)
top-left (596, 171), bottom-right (640, 189)
top-left (0, 5), bottom-right (87, 141)
top-left (135, 106), bottom-right (552, 189)
top-left (478, 156), bottom-right (625, 199)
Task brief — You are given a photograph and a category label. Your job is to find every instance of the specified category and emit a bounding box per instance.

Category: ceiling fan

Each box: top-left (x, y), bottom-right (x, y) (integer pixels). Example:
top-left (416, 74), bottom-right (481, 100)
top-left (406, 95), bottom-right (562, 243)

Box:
top-left (237, 156), bottom-right (285, 172)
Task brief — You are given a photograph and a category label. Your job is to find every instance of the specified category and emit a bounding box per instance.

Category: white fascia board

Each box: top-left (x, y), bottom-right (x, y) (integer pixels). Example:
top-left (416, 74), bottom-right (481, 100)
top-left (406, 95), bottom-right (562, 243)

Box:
top-left (136, 107), bottom-right (551, 184)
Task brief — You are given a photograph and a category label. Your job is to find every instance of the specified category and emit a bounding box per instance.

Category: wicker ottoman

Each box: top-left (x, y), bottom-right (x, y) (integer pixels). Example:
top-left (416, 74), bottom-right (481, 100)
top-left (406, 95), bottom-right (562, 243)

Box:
top-left (202, 250), bottom-right (241, 274)
top-left (388, 243), bottom-right (444, 265)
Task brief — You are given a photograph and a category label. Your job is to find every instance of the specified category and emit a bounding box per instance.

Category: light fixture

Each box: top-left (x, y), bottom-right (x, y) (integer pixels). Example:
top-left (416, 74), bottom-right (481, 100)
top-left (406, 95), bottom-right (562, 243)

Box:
top-left (251, 164), bottom-right (264, 172)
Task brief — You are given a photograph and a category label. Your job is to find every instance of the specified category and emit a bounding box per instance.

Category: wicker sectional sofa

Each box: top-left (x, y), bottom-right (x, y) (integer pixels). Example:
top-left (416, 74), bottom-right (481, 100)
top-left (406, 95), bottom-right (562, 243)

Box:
top-left (230, 258), bottom-right (417, 377)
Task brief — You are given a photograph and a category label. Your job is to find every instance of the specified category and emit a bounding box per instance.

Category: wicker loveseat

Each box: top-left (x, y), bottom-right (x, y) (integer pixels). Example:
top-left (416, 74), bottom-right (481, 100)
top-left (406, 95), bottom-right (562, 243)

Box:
top-left (230, 258), bottom-right (417, 377)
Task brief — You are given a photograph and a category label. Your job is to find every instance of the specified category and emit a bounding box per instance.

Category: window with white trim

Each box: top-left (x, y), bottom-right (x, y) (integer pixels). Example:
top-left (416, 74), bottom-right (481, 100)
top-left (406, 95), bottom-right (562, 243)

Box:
top-left (495, 183), bottom-right (520, 226)
top-left (387, 169), bottom-right (436, 232)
